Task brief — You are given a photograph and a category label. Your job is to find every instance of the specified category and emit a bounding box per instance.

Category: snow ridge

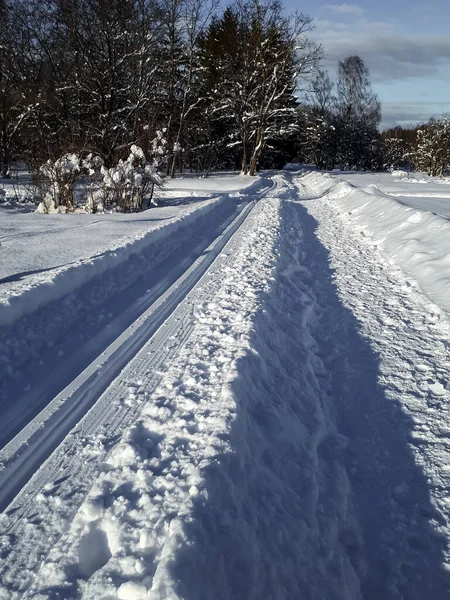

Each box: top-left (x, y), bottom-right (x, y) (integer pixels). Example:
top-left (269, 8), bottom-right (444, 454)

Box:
top-left (301, 171), bottom-right (450, 314)
top-left (0, 195), bottom-right (224, 327)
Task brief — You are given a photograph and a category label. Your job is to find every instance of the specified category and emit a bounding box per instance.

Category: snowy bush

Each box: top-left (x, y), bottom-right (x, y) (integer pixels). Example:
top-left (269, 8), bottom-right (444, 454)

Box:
top-left (150, 130), bottom-right (168, 172)
top-left (391, 170), bottom-right (409, 179)
top-left (82, 154), bottom-right (105, 213)
top-left (98, 145), bottom-right (163, 212)
top-left (36, 146), bottom-right (162, 214)
top-left (37, 153), bottom-right (82, 212)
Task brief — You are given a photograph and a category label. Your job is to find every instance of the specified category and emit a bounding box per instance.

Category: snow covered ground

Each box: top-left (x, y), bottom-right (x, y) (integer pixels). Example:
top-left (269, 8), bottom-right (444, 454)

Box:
top-left (0, 173), bottom-right (257, 325)
top-left (302, 171), bottom-right (450, 314)
top-left (2, 169), bottom-right (450, 599)
top-left (331, 171), bottom-right (450, 219)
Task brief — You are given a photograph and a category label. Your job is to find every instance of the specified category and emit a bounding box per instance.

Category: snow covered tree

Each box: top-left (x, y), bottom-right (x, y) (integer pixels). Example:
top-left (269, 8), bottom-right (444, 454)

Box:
top-left (301, 70), bottom-right (337, 169)
top-left (415, 115), bottom-right (450, 176)
top-left (7, 0), bottom-right (164, 167)
top-left (199, 0), bottom-right (321, 175)
top-left (334, 56), bottom-right (381, 170)
top-left (0, 0), bottom-right (42, 176)
top-left (58, 0), bottom-right (161, 165)
top-left (154, 0), bottom-right (217, 178)
top-left (0, 0), bottom-right (323, 177)
top-left (381, 136), bottom-right (414, 171)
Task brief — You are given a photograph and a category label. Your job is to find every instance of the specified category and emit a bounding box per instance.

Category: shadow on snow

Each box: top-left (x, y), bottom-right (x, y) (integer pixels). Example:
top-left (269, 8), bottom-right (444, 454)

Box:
top-left (169, 199), bottom-right (450, 599)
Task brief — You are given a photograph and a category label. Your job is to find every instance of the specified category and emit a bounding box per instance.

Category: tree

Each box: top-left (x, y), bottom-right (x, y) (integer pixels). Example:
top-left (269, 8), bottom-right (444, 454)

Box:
top-left (334, 56), bottom-right (381, 170)
top-left (0, 0), bottom-right (41, 176)
top-left (199, 0), bottom-right (321, 175)
top-left (415, 115), bottom-right (450, 176)
top-left (0, 0), bottom-right (324, 180)
top-left (381, 136), bottom-right (414, 171)
top-left (301, 70), bottom-right (337, 169)
top-left (154, 0), bottom-right (217, 178)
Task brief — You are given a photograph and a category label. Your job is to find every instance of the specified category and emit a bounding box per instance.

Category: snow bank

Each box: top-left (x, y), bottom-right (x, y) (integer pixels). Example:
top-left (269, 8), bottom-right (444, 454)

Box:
top-left (301, 171), bottom-right (450, 314)
top-left (0, 196), bottom-right (227, 327)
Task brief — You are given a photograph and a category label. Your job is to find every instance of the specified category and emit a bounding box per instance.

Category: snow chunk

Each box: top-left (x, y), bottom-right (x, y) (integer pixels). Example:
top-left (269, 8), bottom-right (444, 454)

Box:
top-left (391, 170), bottom-right (409, 179)
top-left (117, 581), bottom-right (148, 600)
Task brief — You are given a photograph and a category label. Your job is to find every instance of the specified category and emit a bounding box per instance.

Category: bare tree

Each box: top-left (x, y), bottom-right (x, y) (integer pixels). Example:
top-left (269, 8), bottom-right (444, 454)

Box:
top-left (334, 56), bottom-right (381, 170)
top-left (156, 0), bottom-right (217, 178)
top-left (301, 70), bottom-right (338, 169)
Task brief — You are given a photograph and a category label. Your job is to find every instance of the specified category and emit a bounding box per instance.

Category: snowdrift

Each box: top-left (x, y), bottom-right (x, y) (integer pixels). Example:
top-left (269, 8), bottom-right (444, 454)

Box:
top-left (301, 171), bottom-right (450, 314)
top-left (0, 194), bottom-right (228, 327)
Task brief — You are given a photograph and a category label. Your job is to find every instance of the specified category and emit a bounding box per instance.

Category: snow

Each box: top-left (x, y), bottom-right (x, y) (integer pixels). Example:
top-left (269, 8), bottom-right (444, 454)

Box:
top-left (328, 171), bottom-right (450, 219)
top-left (296, 173), bottom-right (450, 596)
top-left (2, 169), bottom-right (450, 598)
top-left (302, 170), bottom-right (450, 313)
top-left (0, 174), bottom-right (261, 327)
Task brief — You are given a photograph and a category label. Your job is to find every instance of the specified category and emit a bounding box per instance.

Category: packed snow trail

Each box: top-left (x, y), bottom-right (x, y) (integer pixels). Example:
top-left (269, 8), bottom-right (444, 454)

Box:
top-left (0, 175), bottom-right (278, 596)
top-left (297, 173), bottom-right (450, 597)
top-left (0, 175), bottom-right (363, 599)
top-left (1, 172), bottom-right (450, 598)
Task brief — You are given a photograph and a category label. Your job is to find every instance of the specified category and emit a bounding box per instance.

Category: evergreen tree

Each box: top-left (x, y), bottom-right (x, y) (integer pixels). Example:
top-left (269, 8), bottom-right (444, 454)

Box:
top-left (199, 0), bottom-right (320, 175)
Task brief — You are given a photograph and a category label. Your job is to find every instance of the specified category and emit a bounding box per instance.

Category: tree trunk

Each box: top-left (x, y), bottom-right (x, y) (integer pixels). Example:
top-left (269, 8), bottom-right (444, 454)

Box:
top-left (1, 123), bottom-right (9, 178)
top-left (249, 128), bottom-right (264, 176)
top-left (170, 152), bottom-right (177, 178)
top-left (241, 144), bottom-right (248, 174)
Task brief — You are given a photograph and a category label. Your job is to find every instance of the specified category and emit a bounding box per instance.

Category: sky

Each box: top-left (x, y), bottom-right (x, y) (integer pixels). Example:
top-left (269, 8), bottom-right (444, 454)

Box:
top-left (285, 0), bottom-right (450, 129)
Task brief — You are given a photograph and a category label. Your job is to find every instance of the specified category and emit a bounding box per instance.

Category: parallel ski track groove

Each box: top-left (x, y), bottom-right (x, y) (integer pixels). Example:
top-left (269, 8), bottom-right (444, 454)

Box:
top-left (0, 179), bottom-right (275, 515)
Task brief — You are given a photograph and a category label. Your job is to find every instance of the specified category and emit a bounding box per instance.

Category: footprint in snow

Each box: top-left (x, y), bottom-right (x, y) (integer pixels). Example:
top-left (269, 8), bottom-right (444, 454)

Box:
top-left (427, 381), bottom-right (446, 397)
top-left (424, 313), bottom-right (440, 325)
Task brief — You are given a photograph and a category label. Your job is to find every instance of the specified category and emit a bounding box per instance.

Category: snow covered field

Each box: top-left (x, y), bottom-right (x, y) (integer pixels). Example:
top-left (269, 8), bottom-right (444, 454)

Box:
top-left (0, 174), bottom-right (257, 325)
top-left (331, 171), bottom-right (450, 219)
top-left (2, 169), bottom-right (450, 598)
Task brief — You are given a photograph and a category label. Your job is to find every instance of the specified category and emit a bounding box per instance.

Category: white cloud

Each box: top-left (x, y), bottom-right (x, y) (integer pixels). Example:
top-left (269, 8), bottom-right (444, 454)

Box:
top-left (323, 4), bottom-right (364, 17)
top-left (313, 12), bottom-right (450, 82)
top-left (310, 5), bottom-right (450, 126)
top-left (381, 101), bottom-right (450, 129)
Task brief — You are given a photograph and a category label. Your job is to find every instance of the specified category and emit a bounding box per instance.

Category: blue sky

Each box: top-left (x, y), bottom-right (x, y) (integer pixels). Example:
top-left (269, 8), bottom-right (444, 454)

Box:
top-left (285, 0), bottom-right (450, 128)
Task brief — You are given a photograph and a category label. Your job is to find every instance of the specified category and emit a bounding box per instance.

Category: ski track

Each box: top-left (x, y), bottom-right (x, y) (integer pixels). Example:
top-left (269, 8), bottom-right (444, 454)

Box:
top-left (0, 176), bottom-right (278, 597)
top-left (1, 172), bottom-right (450, 598)
top-left (0, 188), bottom-right (265, 449)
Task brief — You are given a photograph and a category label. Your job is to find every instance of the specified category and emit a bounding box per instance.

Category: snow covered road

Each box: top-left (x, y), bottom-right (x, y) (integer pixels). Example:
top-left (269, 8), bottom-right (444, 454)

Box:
top-left (2, 171), bottom-right (450, 598)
